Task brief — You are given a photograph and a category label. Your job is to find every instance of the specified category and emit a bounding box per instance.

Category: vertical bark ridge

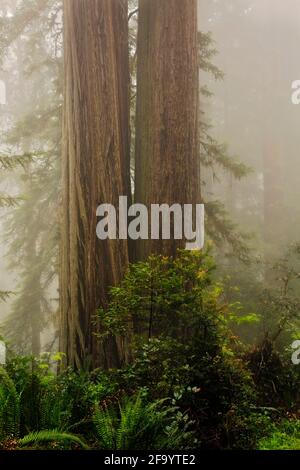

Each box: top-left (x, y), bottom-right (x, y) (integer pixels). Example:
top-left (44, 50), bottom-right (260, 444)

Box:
top-left (135, 0), bottom-right (200, 260)
top-left (60, 0), bottom-right (130, 369)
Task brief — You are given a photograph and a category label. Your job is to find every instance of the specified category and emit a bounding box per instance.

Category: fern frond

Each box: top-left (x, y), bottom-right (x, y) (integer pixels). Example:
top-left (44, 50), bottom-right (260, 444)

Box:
top-left (0, 367), bottom-right (20, 441)
top-left (19, 429), bottom-right (89, 449)
top-left (92, 393), bottom-right (191, 450)
top-left (93, 405), bottom-right (116, 449)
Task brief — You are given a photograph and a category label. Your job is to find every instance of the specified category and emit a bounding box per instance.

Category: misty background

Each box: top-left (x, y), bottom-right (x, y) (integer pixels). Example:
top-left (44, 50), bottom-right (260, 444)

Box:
top-left (1, 0), bottom-right (300, 353)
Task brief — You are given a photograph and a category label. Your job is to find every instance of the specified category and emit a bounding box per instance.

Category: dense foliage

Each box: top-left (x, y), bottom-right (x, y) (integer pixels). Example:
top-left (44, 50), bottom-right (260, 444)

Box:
top-left (1, 251), bottom-right (299, 450)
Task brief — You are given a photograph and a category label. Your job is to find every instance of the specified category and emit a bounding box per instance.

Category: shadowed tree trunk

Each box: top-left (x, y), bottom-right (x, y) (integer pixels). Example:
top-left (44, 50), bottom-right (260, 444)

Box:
top-left (134, 0), bottom-right (200, 260)
top-left (60, 0), bottom-right (131, 369)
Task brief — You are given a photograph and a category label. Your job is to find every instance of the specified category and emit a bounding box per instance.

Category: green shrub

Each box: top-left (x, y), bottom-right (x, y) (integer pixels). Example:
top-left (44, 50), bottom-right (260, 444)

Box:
top-left (4, 355), bottom-right (117, 436)
top-left (1, 251), bottom-right (292, 450)
top-left (246, 339), bottom-right (300, 410)
top-left (98, 251), bottom-right (260, 449)
top-left (5, 355), bottom-right (71, 432)
top-left (259, 420), bottom-right (300, 450)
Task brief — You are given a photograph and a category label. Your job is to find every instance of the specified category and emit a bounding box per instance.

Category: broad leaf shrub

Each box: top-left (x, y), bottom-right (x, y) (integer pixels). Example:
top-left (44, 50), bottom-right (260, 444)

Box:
top-left (98, 250), bottom-right (270, 449)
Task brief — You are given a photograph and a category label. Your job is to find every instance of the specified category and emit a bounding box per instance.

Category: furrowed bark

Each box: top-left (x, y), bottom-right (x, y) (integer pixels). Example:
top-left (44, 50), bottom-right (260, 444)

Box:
top-left (60, 0), bottom-right (131, 369)
top-left (135, 0), bottom-right (200, 260)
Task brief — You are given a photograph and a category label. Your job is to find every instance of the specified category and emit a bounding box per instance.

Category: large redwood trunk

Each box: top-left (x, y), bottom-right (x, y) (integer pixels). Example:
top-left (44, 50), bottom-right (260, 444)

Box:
top-left (60, 0), bottom-right (130, 369)
top-left (134, 0), bottom-right (200, 260)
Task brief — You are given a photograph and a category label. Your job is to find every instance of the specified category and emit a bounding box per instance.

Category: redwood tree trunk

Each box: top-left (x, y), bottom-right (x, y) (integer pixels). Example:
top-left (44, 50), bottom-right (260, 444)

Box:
top-left (134, 0), bottom-right (200, 260)
top-left (60, 0), bottom-right (130, 369)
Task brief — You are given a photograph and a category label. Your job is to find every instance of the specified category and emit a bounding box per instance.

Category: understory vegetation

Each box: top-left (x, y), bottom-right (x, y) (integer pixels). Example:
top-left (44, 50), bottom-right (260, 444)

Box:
top-left (1, 250), bottom-right (300, 450)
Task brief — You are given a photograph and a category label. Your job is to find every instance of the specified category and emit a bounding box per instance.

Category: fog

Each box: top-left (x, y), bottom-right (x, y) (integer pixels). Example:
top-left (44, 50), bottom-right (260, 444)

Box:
top-left (1, 0), bottom-right (300, 353)
top-left (200, 0), bottom-right (300, 252)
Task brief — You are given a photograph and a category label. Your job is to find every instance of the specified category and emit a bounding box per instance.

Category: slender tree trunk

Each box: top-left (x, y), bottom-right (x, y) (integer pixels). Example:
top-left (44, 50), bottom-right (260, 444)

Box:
top-left (30, 270), bottom-right (41, 357)
top-left (28, 245), bottom-right (42, 357)
top-left (260, 2), bottom-right (284, 283)
top-left (60, 0), bottom-right (131, 369)
top-left (31, 315), bottom-right (41, 357)
top-left (134, 0), bottom-right (200, 260)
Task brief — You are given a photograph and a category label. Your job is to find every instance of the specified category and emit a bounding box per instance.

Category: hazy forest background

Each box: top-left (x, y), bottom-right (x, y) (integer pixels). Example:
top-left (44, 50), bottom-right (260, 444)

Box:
top-left (0, 0), bottom-right (300, 451)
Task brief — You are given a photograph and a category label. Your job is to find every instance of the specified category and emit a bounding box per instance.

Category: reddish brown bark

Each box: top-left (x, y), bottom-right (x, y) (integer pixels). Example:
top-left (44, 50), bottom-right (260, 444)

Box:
top-left (60, 0), bottom-right (130, 369)
top-left (135, 0), bottom-right (200, 259)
